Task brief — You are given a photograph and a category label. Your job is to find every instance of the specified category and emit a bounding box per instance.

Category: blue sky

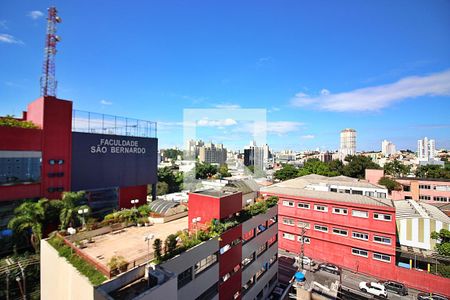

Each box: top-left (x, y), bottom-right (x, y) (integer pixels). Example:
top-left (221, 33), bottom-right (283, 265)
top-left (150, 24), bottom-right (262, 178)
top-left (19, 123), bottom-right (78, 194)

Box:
top-left (1, 0), bottom-right (449, 151)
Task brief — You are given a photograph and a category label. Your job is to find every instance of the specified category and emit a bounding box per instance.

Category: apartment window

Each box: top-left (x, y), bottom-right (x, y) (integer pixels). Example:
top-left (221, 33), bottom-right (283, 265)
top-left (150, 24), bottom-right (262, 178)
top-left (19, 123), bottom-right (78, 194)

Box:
top-left (195, 282), bottom-right (218, 300)
top-left (352, 231), bottom-right (369, 241)
top-left (435, 185), bottom-right (450, 192)
top-left (419, 184), bottom-right (431, 190)
top-left (282, 217), bottom-right (295, 226)
top-left (314, 225), bottom-right (328, 233)
top-left (268, 215), bottom-right (277, 227)
top-left (178, 267), bottom-right (192, 289)
top-left (330, 188), bottom-right (337, 192)
top-left (433, 196), bottom-right (449, 202)
top-left (256, 267), bottom-right (266, 280)
top-left (256, 243), bottom-right (268, 256)
top-left (352, 248), bottom-right (368, 258)
top-left (283, 200), bottom-right (294, 207)
top-left (373, 253), bottom-right (391, 263)
top-left (373, 213), bottom-right (392, 221)
top-left (419, 195), bottom-right (431, 201)
top-left (243, 228), bottom-right (255, 243)
top-left (268, 234), bottom-right (277, 247)
top-left (283, 232), bottom-right (295, 241)
top-left (352, 190), bottom-right (363, 195)
top-left (403, 185), bottom-right (411, 192)
top-left (194, 253), bottom-right (218, 275)
top-left (333, 207), bottom-right (348, 215)
top-left (377, 192), bottom-right (387, 199)
top-left (242, 253), bottom-right (255, 269)
top-left (242, 276), bottom-right (255, 294)
top-left (332, 228), bottom-right (348, 236)
top-left (314, 204), bottom-right (328, 212)
top-left (297, 236), bottom-right (311, 244)
top-left (269, 253), bottom-right (278, 266)
top-left (352, 209), bottom-right (368, 218)
top-left (256, 223), bottom-right (267, 235)
top-left (297, 202), bottom-right (310, 209)
top-left (373, 236), bottom-right (391, 245)
top-left (364, 191), bottom-right (374, 197)
top-left (297, 221), bottom-right (310, 229)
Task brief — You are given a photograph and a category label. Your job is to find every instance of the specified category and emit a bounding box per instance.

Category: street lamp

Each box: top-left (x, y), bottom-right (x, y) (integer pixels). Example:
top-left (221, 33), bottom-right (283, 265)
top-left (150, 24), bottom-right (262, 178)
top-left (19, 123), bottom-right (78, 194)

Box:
top-left (192, 217), bottom-right (201, 239)
top-left (77, 208), bottom-right (89, 229)
top-left (144, 233), bottom-right (155, 261)
top-left (131, 199), bottom-right (139, 208)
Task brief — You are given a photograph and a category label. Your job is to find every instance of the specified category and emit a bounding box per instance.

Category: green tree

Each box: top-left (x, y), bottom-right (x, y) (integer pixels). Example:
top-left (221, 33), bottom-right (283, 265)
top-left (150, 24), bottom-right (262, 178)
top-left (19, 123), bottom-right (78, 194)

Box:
top-left (431, 229), bottom-right (450, 256)
top-left (164, 234), bottom-right (178, 255)
top-left (384, 160), bottom-right (410, 177)
top-left (415, 165), bottom-right (450, 179)
top-left (153, 238), bottom-right (162, 261)
top-left (218, 164), bottom-right (231, 178)
top-left (274, 164), bottom-right (300, 181)
top-left (59, 191), bottom-right (87, 230)
top-left (156, 181), bottom-right (169, 195)
top-left (0, 115), bottom-right (39, 129)
top-left (8, 200), bottom-right (46, 252)
top-left (157, 167), bottom-right (183, 193)
top-left (328, 159), bottom-right (344, 175)
top-left (195, 162), bottom-right (217, 179)
top-left (298, 158), bottom-right (338, 176)
top-left (378, 177), bottom-right (401, 192)
top-left (162, 148), bottom-right (183, 161)
top-left (343, 155), bottom-right (381, 179)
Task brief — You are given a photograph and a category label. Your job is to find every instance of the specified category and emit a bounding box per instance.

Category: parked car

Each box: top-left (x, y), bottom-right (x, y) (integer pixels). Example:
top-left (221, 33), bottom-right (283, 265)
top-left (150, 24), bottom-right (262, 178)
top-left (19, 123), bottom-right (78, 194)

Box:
top-left (359, 281), bottom-right (388, 298)
top-left (379, 280), bottom-right (408, 296)
top-left (319, 263), bottom-right (340, 275)
top-left (295, 256), bottom-right (314, 266)
top-left (417, 293), bottom-right (449, 300)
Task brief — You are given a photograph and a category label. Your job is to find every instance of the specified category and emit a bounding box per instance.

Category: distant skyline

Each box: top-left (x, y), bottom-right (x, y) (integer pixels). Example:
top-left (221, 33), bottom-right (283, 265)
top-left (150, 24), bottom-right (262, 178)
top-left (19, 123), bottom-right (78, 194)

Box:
top-left (1, 1), bottom-right (449, 151)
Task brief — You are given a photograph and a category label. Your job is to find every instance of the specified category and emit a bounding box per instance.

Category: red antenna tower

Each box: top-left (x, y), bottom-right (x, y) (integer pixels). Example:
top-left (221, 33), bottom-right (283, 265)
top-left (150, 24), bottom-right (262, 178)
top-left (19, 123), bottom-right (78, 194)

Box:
top-left (40, 7), bottom-right (62, 97)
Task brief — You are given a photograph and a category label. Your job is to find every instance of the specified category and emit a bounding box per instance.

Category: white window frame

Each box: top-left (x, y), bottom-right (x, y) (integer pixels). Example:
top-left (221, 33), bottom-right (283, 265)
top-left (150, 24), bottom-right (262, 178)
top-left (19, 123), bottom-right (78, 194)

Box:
top-left (282, 232), bottom-right (295, 241)
top-left (352, 209), bottom-right (368, 218)
top-left (282, 217), bottom-right (295, 226)
top-left (352, 231), bottom-right (369, 241)
top-left (282, 200), bottom-right (294, 207)
top-left (351, 248), bottom-right (368, 258)
top-left (373, 235), bottom-right (391, 245)
top-left (332, 207), bottom-right (348, 215)
top-left (373, 213), bottom-right (392, 221)
top-left (297, 221), bottom-right (310, 229)
top-left (297, 202), bottom-right (310, 209)
top-left (332, 228), bottom-right (348, 236)
top-left (314, 224), bottom-right (328, 233)
top-left (297, 236), bottom-right (311, 244)
top-left (314, 204), bottom-right (328, 212)
top-left (373, 253), bottom-right (391, 263)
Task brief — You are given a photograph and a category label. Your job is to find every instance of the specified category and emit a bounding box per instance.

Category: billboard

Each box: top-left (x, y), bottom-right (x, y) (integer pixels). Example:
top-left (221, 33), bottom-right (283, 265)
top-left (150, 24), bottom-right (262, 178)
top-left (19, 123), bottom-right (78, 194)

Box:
top-left (71, 132), bottom-right (157, 190)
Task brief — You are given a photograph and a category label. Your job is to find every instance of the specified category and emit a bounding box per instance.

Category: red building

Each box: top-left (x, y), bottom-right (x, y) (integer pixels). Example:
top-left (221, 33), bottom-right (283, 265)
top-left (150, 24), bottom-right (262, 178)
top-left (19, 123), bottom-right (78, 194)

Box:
top-left (0, 96), bottom-right (158, 224)
top-left (261, 178), bottom-right (397, 279)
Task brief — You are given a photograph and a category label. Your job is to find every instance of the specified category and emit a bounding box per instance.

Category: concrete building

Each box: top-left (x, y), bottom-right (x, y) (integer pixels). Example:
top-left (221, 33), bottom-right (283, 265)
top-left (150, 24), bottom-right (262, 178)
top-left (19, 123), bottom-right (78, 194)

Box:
top-left (393, 178), bottom-right (450, 203)
top-left (199, 143), bottom-right (227, 165)
top-left (394, 199), bottom-right (450, 251)
top-left (339, 128), bottom-right (356, 160)
top-left (41, 189), bottom-right (279, 300)
top-left (261, 178), bottom-right (396, 280)
top-left (381, 140), bottom-right (396, 157)
top-left (186, 139), bottom-right (204, 160)
top-left (244, 142), bottom-right (271, 171)
top-left (417, 137), bottom-right (444, 166)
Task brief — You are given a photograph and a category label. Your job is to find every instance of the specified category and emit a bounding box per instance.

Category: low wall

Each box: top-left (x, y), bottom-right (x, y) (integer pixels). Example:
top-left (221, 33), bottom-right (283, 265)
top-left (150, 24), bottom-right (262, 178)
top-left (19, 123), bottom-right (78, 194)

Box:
top-left (395, 267), bottom-right (450, 296)
top-left (149, 211), bottom-right (188, 224)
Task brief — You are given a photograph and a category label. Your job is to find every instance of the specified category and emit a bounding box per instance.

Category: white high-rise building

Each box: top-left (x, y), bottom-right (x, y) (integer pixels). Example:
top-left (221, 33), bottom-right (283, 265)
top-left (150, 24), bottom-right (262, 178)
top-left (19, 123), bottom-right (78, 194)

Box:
top-left (418, 137), bottom-right (436, 162)
top-left (339, 128), bottom-right (356, 160)
top-left (381, 140), bottom-right (397, 157)
top-left (199, 142), bottom-right (227, 165)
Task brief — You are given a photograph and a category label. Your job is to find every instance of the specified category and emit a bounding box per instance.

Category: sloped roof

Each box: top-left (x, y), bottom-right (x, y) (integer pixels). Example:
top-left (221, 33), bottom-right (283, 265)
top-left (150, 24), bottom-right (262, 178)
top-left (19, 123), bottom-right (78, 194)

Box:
top-left (148, 200), bottom-right (179, 215)
top-left (394, 200), bottom-right (450, 224)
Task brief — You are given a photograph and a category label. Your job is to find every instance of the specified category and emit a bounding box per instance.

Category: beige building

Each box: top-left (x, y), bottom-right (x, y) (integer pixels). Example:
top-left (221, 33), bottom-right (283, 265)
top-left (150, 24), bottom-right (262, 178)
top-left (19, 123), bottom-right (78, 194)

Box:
top-left (199, 142), bottom-right (227, 165)
top-left (339, 128), bottom-right (356, 160)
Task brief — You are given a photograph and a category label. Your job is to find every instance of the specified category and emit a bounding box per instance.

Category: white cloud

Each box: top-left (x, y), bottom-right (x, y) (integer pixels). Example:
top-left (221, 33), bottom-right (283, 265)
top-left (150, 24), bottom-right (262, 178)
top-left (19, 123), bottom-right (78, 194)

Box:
top-left (0, 34), bottom-right (23, 44)
top-left (28, 11), bottom-right (44, 20)
top-left (320, 89), bottom-right (330, 96)
top-left (291, 69), bottom-right (450, 112)
top-left (266, 121), bottom-right (304, 135)
top-left (197, 118), bottom-right (237, 127)
top-left (301, 134), bottom-right (315, 139)
top-left (100, 99), bottom-right (112, 105)
top-left (214, 104), bottom-right (241, 109)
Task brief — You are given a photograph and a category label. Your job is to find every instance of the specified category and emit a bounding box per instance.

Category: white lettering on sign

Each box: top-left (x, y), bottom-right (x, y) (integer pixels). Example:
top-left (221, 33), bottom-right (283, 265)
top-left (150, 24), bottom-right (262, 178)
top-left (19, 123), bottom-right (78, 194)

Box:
top-left (89, 139), bottom-right (146, 154)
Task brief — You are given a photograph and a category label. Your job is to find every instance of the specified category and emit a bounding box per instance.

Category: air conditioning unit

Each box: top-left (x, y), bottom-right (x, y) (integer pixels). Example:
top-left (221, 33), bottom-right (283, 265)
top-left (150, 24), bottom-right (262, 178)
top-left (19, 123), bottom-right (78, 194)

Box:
top-left (148, 269), bottom-right (165, 285)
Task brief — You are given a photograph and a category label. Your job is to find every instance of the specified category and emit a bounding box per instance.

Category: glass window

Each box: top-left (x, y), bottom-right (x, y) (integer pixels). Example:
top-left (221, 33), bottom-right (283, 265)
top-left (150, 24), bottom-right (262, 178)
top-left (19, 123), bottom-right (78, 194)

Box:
top-left (352, 210), bottom-right (368, 218)
top-left (283, 232), bottom-right (295, 240)
top-left (178, 267), bottom-right (192, 289)
top-left (256, 243), bottom-right (267, 256)
top-left (297, 221), bottom-right (310, 229)
top-left (314, 205), bottom-right (328, 212)
top-left (351, 248), bottom-right (368, 257)
top-left (242, 252), bottom-right (255, 268)
top-left (332, 207), bottom-right (348, 215)
top-left (314, 225), bottom-right (328, 232)
top-left (282, 200), bottom-right (294, 207)
top-left (352, 231), bottom-right (369, 241)
top-left (297, 202), bottom-right (310, 209)
top-left (243, 228), bottom-right (255, 243)
top-left (282, 217), bottom-right (295, 226)
top-left (195, 253), bottom-right (218, 275)
top-left (332, 228), bottom-right (348, 236)
top-left (373, 236), bottom-right (391, 245)
top-left (373, 253), bottom-right (391, 263)
top-left (297, 236), bottom-right (311, 244)
top-left (195, 282), bottom-right (218, 300)
top-left (0, 151), bottom-right (42, 185)
top-left (373, 213), bottom-right (392, 221)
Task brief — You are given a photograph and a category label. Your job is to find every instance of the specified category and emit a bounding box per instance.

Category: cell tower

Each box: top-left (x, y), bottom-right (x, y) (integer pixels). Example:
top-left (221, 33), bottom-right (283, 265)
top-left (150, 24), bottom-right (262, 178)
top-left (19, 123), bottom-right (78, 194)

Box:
top-left (40, 7), bottom-right (62, 97)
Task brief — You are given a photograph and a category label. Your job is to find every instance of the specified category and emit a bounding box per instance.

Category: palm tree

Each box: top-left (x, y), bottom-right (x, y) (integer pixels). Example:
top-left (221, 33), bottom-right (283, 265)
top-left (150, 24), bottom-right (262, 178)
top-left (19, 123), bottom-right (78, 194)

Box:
top-left (8, 199), bottom-right (46, 252)
top-left (59, 191), bottom-right (86, 230)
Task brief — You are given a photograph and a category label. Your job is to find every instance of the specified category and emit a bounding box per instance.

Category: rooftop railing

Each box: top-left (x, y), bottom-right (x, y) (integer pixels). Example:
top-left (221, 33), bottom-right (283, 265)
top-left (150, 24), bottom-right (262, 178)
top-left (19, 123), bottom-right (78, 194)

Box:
top-left (72, 110), bottom-right (157, 138)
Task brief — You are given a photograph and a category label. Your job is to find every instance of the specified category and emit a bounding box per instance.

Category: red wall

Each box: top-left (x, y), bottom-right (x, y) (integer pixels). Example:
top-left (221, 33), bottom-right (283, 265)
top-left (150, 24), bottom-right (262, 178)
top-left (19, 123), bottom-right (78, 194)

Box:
top-left (219, 192), bottom-right (242, 219)
top-left (0, 127), bottom-right (42, 151)
top-left (188, 193), bottom-right (220, 231)
top-left (219, 224), bottom-right (242, 300)
top-left (118, 185), bottom-right (147, 209)
top-left (0, 183), bottom-right (41, 202)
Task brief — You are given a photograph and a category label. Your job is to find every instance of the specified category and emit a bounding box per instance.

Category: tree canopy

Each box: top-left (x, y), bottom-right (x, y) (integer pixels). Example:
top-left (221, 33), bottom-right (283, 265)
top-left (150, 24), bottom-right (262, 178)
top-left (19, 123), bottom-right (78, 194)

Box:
top-left (384, 159), bottom-right (411, 177)
top-left (415, 164), bottom-right (450, 180)
top-left (343, 155), bottom-right (381, 179)
top-left (378, 177), bottom-right (401, 192)
top-left (161, 148), bottom-right (183, 161)
top-left (431, 229), bottom-right (450, 256)
top-left (157, 167), bottom-right (183, 194)
top-left (195, 162), bottom-right (218, 179)
top-left (0, 115), bottom-right (39, 129)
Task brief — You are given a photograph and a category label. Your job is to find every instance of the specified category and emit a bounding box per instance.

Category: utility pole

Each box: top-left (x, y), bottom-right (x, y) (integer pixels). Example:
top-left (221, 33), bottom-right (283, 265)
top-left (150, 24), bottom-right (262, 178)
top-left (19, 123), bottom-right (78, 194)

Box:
top-left (299, 225), bottom-right (307, 270)
top-left (18, 261), bottom-right (26, 300)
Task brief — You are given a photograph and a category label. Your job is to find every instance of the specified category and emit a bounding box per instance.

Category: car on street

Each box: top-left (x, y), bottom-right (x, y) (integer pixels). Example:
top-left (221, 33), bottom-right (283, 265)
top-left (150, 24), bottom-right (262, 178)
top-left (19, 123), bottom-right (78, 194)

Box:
top-left (359, 281), bottom-right (388, 298)
top-left (296, 256), bottom-right (314, 266)
top-left (417, 293), bottom-right (449, 300)
top-left (379, 280), bottom-right (408, 296)
top-left (319, 263), bottom-right (340, 275)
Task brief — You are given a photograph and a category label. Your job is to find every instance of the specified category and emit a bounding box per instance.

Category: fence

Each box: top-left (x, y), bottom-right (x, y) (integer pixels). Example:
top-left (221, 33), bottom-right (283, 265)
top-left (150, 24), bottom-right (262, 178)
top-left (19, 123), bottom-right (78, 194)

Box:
top-left (72, 110), bottom-right (157, 138)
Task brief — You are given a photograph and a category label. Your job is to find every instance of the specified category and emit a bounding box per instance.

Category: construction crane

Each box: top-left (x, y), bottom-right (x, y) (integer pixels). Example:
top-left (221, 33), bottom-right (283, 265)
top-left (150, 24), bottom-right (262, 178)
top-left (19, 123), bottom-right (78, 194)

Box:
top-left (40, 7), bottom-right (62, 97)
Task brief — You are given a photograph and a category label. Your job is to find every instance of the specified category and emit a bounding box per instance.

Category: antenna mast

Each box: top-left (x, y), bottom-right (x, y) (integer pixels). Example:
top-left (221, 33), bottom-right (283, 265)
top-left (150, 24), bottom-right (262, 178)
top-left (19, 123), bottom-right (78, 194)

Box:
top-left (40, 7), bottom-right (62, 97)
